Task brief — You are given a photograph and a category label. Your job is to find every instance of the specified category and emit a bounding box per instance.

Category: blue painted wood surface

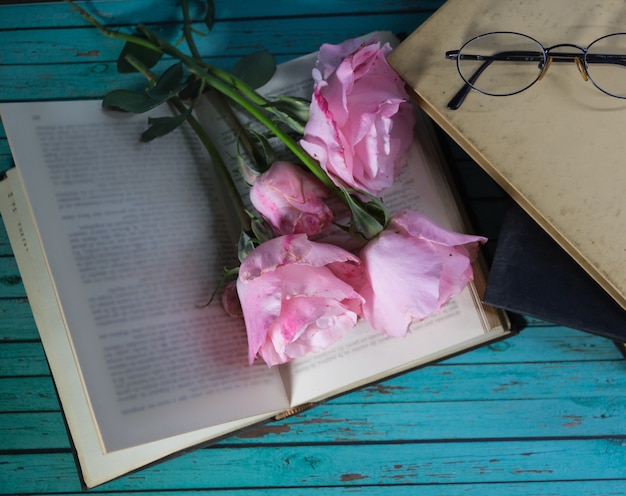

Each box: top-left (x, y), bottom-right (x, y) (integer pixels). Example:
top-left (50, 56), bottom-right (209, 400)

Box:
top-left (1, 1), bottom-right (625, 494)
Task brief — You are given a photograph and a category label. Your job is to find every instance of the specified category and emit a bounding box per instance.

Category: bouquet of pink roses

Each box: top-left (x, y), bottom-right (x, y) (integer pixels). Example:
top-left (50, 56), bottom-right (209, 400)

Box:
top-left (69, 0), bottom-right (486, 367)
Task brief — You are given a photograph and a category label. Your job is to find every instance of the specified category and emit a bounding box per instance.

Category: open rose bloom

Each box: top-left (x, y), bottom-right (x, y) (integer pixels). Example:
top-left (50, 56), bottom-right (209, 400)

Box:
top-left (237, 234), bottom-right (364, 367)
top-left (357, 210), bottom-right (487, 338)
top-left (300, 37), bottom-right (416, 195)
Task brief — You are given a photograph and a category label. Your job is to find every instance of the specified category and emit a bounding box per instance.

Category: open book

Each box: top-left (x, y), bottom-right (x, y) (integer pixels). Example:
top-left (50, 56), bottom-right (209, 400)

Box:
top-left (0, 41), bottom-right (510, 488)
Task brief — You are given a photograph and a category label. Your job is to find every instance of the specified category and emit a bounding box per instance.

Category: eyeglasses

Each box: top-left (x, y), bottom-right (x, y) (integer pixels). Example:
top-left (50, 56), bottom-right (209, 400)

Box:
top-left (445, 31), bottom-right (626, 110)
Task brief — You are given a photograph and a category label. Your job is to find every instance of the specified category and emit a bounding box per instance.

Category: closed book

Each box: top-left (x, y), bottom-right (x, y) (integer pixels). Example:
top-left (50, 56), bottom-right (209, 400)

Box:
top-left (388, 0), bottom-right (626, 310)
top-left (484, 202), bottom-right (626, 342)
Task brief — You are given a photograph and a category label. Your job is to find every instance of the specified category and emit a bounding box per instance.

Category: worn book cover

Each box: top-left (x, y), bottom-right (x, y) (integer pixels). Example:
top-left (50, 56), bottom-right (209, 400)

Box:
top-left (484, 202), bottom-right (626, 342)
top-left (388, 0), bottom-right (626, 310)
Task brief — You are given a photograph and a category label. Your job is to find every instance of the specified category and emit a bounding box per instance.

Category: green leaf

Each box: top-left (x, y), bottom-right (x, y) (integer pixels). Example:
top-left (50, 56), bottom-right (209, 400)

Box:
top-left (232, 50), bottom-right (276, 89)
top-left (151, 62), bottom-right (185, 99)
top-left (243, 128), bottom-right (276, 172)
top-left (102, 89), bottom-right (163, 113)
top-left (140, 108), bottom-right (192, 142)
top-left (179, 76), bottom-right (204, 100)
top-left (103, 64), bottom-right (186, 114)
top-left (238, 230), bottom-right (257, 262)
top-left (250, 216), bottom-right (274, 244)
top-left (117, 36), bottom-right (163, 74)
top-left (204, 0), bottom-right (216, 30)
top-left (341, 189), bottom-right (389, 240)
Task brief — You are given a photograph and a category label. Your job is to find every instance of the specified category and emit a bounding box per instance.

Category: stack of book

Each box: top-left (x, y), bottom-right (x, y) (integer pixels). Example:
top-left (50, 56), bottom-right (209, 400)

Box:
top-left (388, 0), bottom-right (626, 341)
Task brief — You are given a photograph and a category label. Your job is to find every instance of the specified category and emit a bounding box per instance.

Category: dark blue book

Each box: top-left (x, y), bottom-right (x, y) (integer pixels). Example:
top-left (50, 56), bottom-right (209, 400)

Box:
top-left (484, 202), bottom-right (626, 342)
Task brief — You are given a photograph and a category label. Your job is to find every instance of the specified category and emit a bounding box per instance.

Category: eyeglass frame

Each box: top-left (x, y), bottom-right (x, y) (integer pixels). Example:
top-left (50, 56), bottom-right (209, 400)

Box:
top-left (445, 31), bottom-right (626, 110)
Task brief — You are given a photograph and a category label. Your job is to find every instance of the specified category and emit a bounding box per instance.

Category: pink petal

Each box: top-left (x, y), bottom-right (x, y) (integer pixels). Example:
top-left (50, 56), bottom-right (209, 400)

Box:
top-left (392, 210), bottom-right (487, 248)
top-left (359, 230), bottom-right (442, 337)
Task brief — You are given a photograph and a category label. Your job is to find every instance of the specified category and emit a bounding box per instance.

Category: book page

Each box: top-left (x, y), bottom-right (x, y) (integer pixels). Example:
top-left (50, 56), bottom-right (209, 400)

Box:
top-left (2, 169), bottom-right (286, 488)
top-left (0, 101), bottom-right (290, 453)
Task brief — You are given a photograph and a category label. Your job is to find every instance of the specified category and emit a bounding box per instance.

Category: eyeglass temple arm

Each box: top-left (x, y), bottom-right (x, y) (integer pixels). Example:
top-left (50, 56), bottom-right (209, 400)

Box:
top-left (445, 50), bottom-right (494, 109)
top-left (445, 50), bottom-right (545, 110)
top-left (584, 54), bottom-right (626, 66)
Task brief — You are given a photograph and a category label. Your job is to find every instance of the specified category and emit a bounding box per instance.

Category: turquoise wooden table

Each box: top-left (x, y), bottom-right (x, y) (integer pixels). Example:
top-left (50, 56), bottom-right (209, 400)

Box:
top-left (2, 1), bottom-right (626, 494)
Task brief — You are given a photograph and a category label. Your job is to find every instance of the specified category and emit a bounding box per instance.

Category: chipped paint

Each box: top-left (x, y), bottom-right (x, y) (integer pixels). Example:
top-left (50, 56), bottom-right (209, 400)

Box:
top-left (236, 424), bottom-right (291, 439)
top-left (340, 473), bottom-right (369, 482)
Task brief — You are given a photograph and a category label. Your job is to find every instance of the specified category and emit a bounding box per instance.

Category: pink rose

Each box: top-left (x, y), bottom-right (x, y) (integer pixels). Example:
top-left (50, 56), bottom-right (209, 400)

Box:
top-left (300, 37), bottom-right (416, 195)
top-left (357, 210), bottom-right (487, 337)
top-left (250, 161), bottom-right (333, 237)
top-left (237, 234), bottom-right (364, 366)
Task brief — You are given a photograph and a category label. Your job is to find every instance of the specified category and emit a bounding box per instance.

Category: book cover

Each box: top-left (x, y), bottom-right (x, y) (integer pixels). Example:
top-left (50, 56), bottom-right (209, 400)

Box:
top-left (387, 0), bottom-right (626, 310)
top-left (484, 202), bottom-right (626, 342)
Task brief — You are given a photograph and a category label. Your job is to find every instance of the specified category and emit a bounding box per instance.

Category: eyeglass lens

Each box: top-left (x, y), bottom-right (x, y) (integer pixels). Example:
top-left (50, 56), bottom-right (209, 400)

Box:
top-left (586, 33), bottom-right (626, 98)
top-left (457, 32), bottom-right (545, 96)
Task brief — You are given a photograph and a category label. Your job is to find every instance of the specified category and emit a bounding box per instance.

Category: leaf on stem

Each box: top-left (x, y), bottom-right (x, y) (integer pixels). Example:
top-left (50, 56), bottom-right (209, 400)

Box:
top-left (102, 63), bottom-right (186, 113)
top-left (117, 34), bottom-right (163, 73)
top-left (231, 50), bottom-right (276, 89)
top-left (342, 188), bottom-right (389, 240)
top-left (151, 62), bottom-right (186, 99)
top-left (242, 128), bottom-right (276, 173)
top-left (102, 89), bottom-right (165, 113)
top-left (250, 216), bottom-right (274, 244)
top-left (179, 76), bottom-right (204, 100)
top-left (141, 108), bottom-right (192, 142)
top-left (238, 230), bottom-right (257, 262)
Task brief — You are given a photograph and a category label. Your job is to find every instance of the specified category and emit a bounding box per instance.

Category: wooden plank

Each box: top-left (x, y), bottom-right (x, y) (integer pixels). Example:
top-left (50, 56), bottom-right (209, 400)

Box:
top-left (4, 395), bottom-right (626, 451)
top-left (0, 149), bottom-right (11, 173)
top-left (3, 439), bottom-right (626, 493)
top-left (0, 60), bottom-right (219, 103)
top-left (9, 483), bottom-right (624, 496)
top-left (340, 360), bottom-right (626, 403)
top-left (0, 224), bottom-right (13, 255)
top-left (0, 0), bottom-right (445, 29)
top-left (239, 396), bottom-right (626, 443)
top-left (0, 377), bottom-right (60, 412)
top-left (444, 326), bottom-right (624, 363)
top-left (0, 412), bottom-right (69, 450)
top-left (0, 257), bottom-right (24, 298)
top-left (0, 342), bottom-right (49, 377)
top-left (0, 13), bottom-right (432, 66)
top-left (0, 298), bottom-right (38, 341)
